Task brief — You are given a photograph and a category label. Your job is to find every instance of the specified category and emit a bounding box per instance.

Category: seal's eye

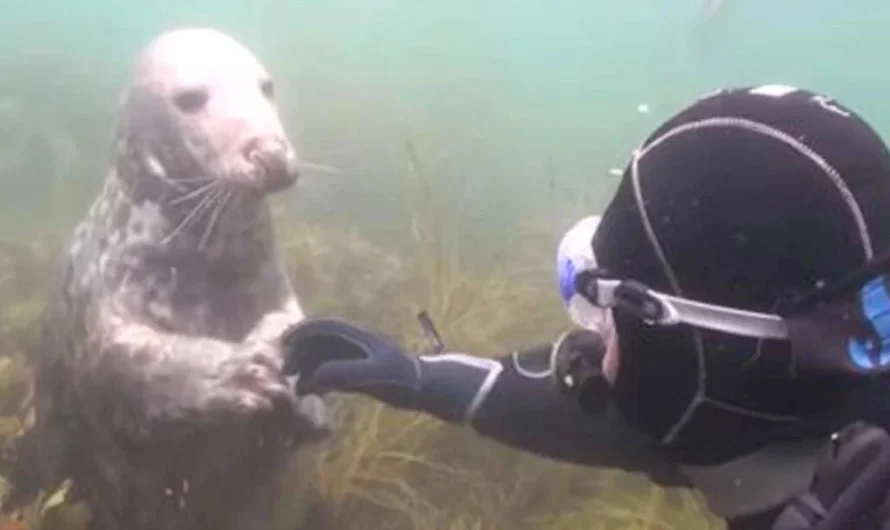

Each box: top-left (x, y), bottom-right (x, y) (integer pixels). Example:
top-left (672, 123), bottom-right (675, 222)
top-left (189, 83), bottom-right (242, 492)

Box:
top-left (173, 88), bottom-right (209, 114)
top-left (260, 80), bottom-right (274, 100)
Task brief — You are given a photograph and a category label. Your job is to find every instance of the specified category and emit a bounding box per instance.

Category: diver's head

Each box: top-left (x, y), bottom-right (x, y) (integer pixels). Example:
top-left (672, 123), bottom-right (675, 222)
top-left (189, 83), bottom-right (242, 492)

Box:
top-left (557, 85), bottom-right (890, 451)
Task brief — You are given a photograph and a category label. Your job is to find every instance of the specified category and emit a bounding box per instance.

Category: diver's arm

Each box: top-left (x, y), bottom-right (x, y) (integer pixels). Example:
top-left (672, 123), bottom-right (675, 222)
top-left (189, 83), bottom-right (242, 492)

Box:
top-left (283, 319), bottom-right (686, 485)
top-left (412, 338), bottom-right (684, 484)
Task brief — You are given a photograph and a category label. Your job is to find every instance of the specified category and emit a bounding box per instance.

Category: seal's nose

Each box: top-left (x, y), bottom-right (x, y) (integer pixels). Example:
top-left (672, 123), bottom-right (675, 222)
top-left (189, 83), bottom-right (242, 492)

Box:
top-left (242, 138), bottom-right (300, 193)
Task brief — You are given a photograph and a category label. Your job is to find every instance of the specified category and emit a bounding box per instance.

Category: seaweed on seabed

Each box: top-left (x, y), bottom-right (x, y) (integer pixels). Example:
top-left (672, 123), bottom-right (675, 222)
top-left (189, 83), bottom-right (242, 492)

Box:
top-left (0, 235), bottom-right (90, 530)
top-left (272, 138), bottom-right (724, 529)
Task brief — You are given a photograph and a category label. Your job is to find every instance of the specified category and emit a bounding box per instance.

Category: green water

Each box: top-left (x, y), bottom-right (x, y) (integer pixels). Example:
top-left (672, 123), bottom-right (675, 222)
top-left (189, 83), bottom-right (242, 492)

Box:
top-left (3, 2), bottom-right (890, 528)
top-left (4, 0), bottom-right (890, 240)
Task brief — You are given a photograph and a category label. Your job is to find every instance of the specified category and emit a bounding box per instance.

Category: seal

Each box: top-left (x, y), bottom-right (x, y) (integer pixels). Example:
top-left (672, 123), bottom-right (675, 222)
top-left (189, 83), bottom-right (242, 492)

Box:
top-left (18, 28), bottom-right (331, 530)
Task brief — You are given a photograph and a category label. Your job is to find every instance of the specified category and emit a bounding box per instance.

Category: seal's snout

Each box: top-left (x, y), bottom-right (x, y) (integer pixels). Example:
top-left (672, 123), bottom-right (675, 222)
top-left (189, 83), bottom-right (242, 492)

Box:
top-left (242, 137), bottom-right (299, 194)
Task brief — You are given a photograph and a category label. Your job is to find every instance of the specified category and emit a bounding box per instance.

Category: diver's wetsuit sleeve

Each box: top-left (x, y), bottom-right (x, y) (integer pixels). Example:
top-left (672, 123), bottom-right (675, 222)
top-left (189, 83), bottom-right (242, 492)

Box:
top-left (413, 341), bottom-right (687, 486)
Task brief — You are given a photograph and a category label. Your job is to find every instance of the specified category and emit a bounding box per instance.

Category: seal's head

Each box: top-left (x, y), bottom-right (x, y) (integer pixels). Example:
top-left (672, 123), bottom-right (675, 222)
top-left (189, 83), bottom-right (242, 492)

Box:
top-left (115, 28), bottom-right (298, 203)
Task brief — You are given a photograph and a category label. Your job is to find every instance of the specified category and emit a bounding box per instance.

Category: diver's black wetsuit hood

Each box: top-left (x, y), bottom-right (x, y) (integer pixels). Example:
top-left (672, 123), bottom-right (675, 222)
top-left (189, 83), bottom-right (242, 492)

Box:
top-left (591, 86), bottom-right (890, 464)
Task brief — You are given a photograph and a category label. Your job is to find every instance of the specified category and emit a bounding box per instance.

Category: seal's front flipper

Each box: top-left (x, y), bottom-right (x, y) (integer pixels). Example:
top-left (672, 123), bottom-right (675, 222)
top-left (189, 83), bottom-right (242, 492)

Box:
top-left (90, 323), bottom-right (299, 435)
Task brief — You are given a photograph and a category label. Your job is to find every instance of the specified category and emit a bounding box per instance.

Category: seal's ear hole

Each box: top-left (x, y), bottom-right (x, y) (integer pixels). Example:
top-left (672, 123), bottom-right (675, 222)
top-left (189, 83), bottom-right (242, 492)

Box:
top-left (260, 79), bottom-right (274, 100)
top-left (174, 88), bottom-right (209, 114)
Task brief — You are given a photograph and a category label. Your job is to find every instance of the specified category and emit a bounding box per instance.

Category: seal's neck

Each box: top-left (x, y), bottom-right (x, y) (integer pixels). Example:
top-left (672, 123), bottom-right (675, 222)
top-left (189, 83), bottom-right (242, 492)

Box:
top-left (101, 173), bottom-right (280, 276)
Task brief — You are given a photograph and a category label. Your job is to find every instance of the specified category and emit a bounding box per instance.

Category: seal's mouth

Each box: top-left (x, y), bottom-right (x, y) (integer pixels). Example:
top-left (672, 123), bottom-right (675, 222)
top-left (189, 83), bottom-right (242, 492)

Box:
top-left (242, 138), bottom-right (299, 195)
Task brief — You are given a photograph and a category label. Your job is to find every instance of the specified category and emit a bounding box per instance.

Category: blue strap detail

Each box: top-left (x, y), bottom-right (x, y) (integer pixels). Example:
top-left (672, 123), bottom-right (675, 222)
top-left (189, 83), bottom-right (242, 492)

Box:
top-left (557, 256), bottom-right (576, 304)
top-left (848, 277), bottom-right (890, 371)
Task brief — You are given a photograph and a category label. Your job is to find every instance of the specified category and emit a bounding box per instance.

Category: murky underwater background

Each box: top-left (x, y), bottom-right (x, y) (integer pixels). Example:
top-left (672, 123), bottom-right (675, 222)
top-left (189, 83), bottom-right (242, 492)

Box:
top-left (2, 1), bottom-right (890, 528)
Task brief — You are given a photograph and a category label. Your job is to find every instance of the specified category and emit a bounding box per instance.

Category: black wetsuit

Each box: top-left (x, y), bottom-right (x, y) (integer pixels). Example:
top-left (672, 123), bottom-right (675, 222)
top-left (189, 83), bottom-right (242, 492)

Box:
top-left (406, 334), bottom-right (890, 529)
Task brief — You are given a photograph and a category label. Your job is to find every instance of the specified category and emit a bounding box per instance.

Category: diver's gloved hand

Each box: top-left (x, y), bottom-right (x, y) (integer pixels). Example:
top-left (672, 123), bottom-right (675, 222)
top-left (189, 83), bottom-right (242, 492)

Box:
top-left (771, 422), bottom-right (890, 530)
top-left (551, 328), bottom-right (611, 412)
top-left (281, 318), bottom-right (502, 422)
top-left (281, 318), bottom-right (421, 406)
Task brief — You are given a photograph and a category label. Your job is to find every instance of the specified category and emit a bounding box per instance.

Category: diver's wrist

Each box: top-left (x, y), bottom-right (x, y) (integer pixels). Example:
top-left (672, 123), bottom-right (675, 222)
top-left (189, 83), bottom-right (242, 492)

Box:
top-left (415, 354), bottom-right (504, 423)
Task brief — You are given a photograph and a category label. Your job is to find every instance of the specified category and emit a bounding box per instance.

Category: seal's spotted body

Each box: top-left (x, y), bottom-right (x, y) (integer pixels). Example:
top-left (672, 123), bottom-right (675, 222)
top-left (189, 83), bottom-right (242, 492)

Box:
top-left (25, 28), bottom-right (330, 530)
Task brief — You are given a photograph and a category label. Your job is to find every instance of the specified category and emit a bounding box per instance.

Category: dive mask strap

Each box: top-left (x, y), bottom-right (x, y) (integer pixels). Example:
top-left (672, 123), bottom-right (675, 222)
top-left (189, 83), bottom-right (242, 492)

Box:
top-left (574, 270), bottom-right (789, 341)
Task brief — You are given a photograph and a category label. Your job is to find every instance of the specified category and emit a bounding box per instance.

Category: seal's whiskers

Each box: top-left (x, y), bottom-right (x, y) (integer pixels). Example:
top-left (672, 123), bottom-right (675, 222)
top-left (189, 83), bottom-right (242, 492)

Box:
top-left (295, 161), bottom-right (340, 175)
top-left (175, 177), bottom-right (217, 184)
top-left (199, 189), bottom-right (234, 251)
top-left (162, 187), bottom-right (222, 245)
top-left (166, 181), bottom-right (218, 206)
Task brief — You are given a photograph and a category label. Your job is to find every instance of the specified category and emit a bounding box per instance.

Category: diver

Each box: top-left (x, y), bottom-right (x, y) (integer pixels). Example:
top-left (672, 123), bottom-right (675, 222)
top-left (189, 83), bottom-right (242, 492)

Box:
top-left (282, 85), bottom-right (890, 530)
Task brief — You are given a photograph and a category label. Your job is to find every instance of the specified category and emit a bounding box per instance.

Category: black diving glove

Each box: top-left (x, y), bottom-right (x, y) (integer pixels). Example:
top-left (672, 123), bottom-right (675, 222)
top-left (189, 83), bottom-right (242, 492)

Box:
top-left (281, 317), bottom-right (611, 425)
top-left (281, 318), bottom-right (504, 422)
top-left (770, 422), bottom-right (890, 530)
top-left (281, 319), bottom-right (420, 403)
top-left (551, 326), bottom-right (611, 413)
